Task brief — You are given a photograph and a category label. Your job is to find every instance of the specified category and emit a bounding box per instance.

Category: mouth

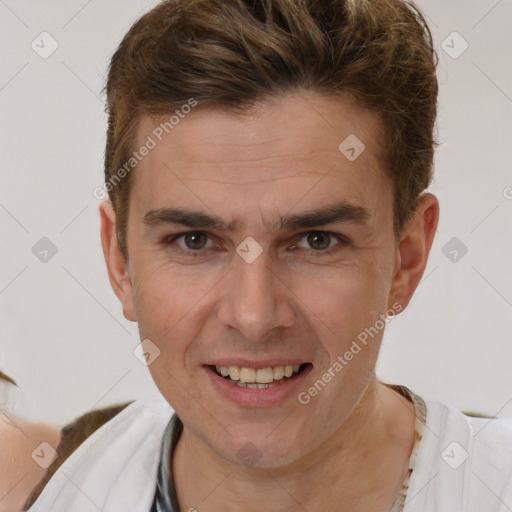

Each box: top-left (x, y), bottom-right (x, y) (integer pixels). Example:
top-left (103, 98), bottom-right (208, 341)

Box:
top-left (207, 363), bottom-right (311, 389)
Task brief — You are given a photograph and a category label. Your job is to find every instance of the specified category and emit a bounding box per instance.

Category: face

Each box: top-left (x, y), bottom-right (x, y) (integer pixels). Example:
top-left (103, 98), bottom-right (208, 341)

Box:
top-left (105, 92), bottom-right (419, 468)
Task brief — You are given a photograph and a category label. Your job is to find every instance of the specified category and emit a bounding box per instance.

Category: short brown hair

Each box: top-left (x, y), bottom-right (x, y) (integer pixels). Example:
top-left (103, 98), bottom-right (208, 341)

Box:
top-left (104, 0), bottom-right (438, 259)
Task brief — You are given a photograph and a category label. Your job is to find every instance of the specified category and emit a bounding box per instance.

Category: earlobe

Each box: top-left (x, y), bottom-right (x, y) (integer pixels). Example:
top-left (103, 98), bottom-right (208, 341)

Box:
top-left (99, 200), bottom-right (136, 322)
top-left (388, 193), bottom-right (439, 311)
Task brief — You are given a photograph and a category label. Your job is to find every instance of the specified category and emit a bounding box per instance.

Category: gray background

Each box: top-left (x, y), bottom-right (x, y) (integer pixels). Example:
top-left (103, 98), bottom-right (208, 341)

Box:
top-left (0, 0), bottom-right (511, 425)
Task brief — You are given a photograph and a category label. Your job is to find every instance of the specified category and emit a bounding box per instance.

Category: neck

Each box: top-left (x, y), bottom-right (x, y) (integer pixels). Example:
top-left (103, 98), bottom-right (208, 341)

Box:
top-left (173, 379), bottom-right (416, 512)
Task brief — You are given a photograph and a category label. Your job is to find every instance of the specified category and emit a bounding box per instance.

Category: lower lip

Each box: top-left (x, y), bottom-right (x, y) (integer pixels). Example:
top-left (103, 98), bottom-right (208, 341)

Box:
top-left (203, 364), bottom-right (313, 407)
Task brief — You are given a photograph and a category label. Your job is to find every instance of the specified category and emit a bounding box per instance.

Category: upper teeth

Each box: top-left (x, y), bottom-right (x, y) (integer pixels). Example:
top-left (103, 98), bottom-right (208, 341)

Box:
top-left (216, 365), bottom-right (301, 383)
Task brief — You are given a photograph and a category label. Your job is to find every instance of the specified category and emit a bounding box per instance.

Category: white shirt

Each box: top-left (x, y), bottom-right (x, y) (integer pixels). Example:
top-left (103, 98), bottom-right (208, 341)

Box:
top-left (27, 390), bottom-right (512, 512)
top-left (404, 397), bottom-right (512, 511)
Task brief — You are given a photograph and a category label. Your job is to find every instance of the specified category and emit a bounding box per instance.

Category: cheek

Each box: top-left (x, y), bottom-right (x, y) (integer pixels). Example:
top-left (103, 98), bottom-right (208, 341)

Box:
top-left (131, 268), bottom-right (181, 346)
top-left (130, 264), bottom-right (218, 355)
top-left (293, 261), bottom-right (391, 338)
top-left (132, 259), bottom-right (193, 314)
top-left (131, 269), bottom-right (208, 411)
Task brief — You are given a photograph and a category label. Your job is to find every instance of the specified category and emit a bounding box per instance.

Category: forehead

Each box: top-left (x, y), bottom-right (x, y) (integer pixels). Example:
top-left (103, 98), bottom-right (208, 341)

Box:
top-left (128, 92), bottom-right (390, 223)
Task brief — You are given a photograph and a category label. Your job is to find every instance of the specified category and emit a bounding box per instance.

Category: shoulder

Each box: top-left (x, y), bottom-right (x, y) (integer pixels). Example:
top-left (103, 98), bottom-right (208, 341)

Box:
top-left (0, 416), bottom-right (62, 512)
top-left (407, 398), bottom-right (512, 511)
top-left (430, 399), bottom-right (512, 459)
top-left (0, 401), bottom-right (135, 512)
top-left (22, 400), bottom-right (135, 510)
top-left (24, 395), bottom-right (173, 511)
top-left (463, 408), bottom-right (512, 477)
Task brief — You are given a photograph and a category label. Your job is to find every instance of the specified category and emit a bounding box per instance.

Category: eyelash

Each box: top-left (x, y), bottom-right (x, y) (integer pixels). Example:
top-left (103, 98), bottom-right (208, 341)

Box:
top-left (163, 231), bottom-right (349, 258)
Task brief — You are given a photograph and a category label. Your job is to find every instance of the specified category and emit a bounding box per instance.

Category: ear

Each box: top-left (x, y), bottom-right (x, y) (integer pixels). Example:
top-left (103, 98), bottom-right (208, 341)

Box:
top-left (388, 193), bottom-right (439, 312)
top-left (99, 200), bottom-right (136, 321)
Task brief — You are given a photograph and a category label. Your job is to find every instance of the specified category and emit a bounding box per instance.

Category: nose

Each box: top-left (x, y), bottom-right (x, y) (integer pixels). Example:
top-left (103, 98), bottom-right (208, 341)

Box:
top-left (216, 247), bottom-right (295, 343)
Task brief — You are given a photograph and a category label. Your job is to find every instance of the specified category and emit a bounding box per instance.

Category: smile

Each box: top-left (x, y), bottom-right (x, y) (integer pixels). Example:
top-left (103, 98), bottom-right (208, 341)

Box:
top-left (209, 363), bottom-right (309, 389)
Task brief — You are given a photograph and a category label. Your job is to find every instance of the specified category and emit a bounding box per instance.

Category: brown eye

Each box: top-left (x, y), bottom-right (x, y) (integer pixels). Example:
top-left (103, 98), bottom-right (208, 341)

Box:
top-left (183, 232), bottom-right (208, 250)
top-left (163, 231), bottom-right (215, 256)
top-left (307, 232), bottom-right (332, 250)
top-left (293, 231), bottom-right (347, 255)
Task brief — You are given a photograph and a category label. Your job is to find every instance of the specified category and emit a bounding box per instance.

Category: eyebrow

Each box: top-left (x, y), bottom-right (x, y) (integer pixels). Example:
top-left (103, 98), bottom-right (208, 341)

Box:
top-left (142, 201), bottom-right (370, 233)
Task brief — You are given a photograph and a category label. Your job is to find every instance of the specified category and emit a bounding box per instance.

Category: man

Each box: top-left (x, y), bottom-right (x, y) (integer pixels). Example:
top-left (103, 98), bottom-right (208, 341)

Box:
top-left (10, 0), bottom-right (512, 511)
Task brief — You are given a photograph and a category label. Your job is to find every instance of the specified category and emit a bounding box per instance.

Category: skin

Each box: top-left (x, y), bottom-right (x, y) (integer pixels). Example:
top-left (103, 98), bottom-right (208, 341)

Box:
top-left (0, 415), bottom-right (61, 512)
top-left (100, 91), bottom-right (439, 511)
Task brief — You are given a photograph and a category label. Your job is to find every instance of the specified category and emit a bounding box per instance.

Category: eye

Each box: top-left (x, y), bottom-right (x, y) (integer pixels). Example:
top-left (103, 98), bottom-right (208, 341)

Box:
top-left (294, 231), bottom-right (347, 253)
top-left (163, 230), bottom-right (348, 258)
top-left (166, 231), bottom-right (216, 252)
